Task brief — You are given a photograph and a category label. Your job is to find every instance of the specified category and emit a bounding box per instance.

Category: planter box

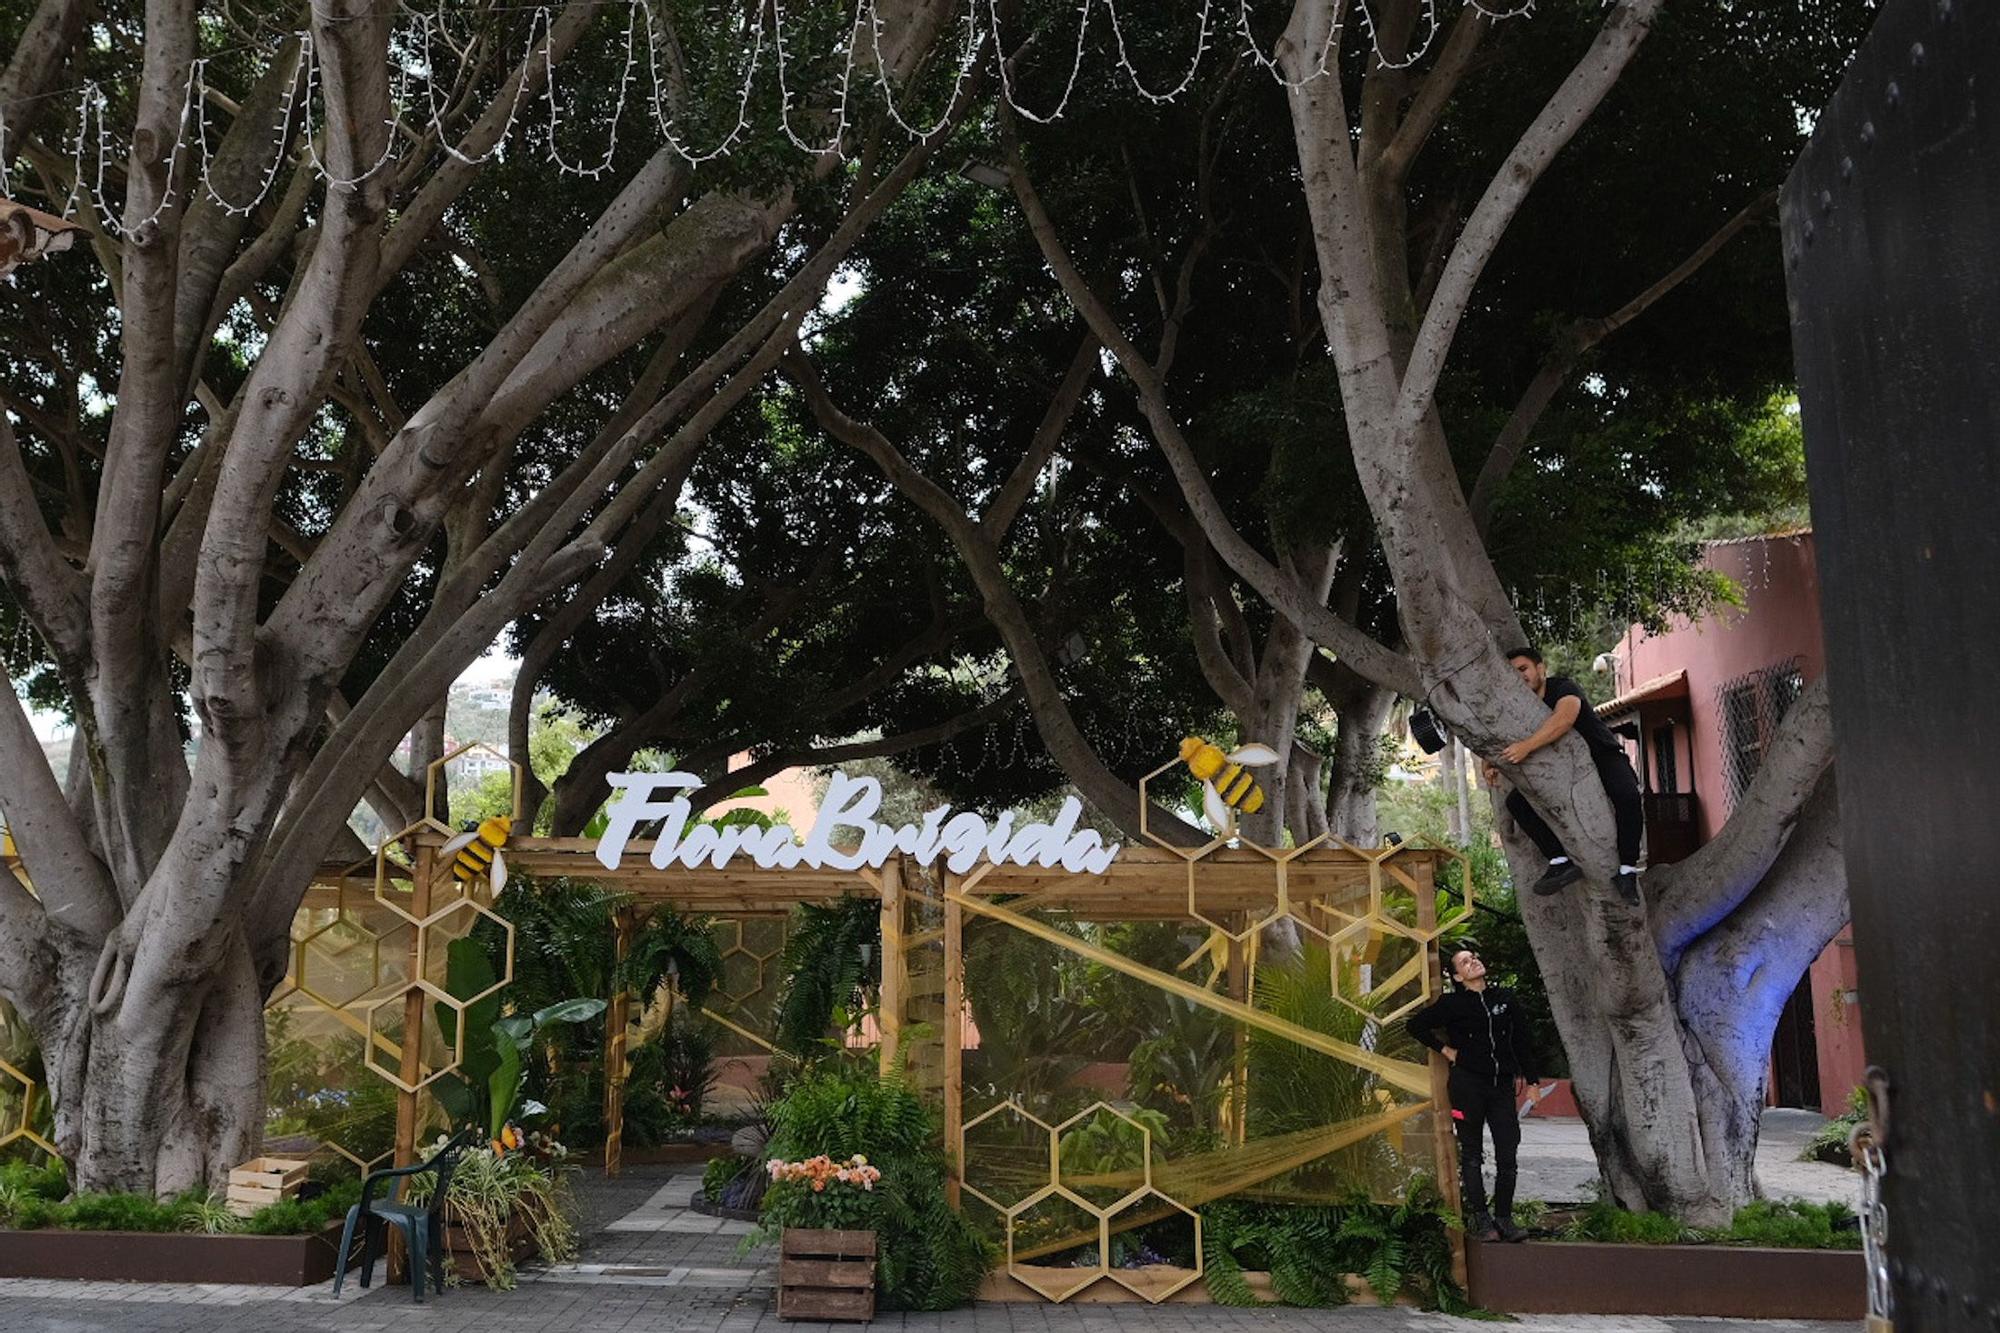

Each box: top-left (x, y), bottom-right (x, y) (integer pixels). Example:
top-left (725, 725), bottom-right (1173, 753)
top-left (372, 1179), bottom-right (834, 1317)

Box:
top-left (442, 1208), bottom-right (536, 1282)
top-left (779, 1228), bottom-right (876, 1321)
top-left (0, 1221), bottom-right (347, 1285)
top-left (1466, 1238), bottom-right (1866, 1319)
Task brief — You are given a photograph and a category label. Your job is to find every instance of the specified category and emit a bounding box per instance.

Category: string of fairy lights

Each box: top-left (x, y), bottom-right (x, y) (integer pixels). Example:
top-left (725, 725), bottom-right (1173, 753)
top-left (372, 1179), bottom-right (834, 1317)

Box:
top-left (0, 0), bottom-right (1539, 239)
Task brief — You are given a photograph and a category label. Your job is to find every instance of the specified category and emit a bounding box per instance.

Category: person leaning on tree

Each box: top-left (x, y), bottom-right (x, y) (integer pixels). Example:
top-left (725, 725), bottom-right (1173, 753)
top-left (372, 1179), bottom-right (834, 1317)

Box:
top-left (1484, 645), bottom-right (1646, 906)
top-left (1405, 945), bottom-right (1542, 1243)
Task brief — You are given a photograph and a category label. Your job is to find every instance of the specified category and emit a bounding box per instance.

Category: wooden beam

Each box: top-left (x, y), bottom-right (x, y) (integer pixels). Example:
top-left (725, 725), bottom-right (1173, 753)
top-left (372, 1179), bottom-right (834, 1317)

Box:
top-left (604, 905), bottom-right (636, 1177)
top-left (942, 878), bottom-right (964, 1210)
top-left (878, 856), bottom-right (904, 1076)
top-left (1415, 858), bottom-right (1468, 1291)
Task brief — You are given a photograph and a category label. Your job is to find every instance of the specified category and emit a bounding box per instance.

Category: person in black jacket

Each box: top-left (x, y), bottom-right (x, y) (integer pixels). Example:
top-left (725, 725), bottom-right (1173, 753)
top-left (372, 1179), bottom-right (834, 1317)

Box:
top-left (1490, 645), bottom-right (1645, 905)
top-left (1405, 945), bottom-right (1542, 1242)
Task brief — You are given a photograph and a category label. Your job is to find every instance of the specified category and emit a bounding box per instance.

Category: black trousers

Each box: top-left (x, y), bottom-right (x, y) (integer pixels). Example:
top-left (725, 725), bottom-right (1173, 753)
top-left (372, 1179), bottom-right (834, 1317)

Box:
top-left (1506, 749), bottom-right (1645, 867)
top-left (1448, 1068), bottom-right (1520, 1222)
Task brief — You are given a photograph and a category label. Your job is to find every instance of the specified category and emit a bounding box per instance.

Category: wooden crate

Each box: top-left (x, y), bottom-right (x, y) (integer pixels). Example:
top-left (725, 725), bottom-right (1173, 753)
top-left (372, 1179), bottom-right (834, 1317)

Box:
top-left (225, 1157), bottom-right (309, 1218)
top-left (778, 1228), bottom-right (876, 1322)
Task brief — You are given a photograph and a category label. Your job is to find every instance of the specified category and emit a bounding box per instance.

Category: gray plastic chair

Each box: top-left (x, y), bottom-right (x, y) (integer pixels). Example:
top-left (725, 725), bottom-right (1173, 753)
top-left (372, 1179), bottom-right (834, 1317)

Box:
top-left (332, 1128), bottom-right (478, 1301)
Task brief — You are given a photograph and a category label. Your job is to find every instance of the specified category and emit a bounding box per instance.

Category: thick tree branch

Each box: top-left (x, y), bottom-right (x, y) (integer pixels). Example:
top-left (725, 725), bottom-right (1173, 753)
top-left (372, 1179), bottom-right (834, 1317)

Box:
top-left (1369, 5), bottom-right (1489, 189)
top-left (171, 42), bottom-right (304, 398)
top-left (1002, 127), bottom-right (1423, 699)
top-left (0, 666), bottom-right (116, 939)
top-left (0, 0), bottom-right (88, 155)
top-left (982, 332), bottom-right (1098, 540)
top-left (1675, 771), bottom-right (1846, 1093)
top-left (1391, 0), bottom-right (1665, 453)
top-left (0, 411), bottom-right (90, 666)
top-left (786, 345), bottom-right (1204, 847)
top-left (1468, 189), bottom-right (1778, 528)
top-left (1648, 674), bottom-right (1833, 968)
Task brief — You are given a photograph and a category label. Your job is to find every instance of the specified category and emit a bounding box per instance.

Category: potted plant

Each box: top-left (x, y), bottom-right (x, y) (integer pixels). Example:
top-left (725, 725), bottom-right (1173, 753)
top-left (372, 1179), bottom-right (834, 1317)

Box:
top-left (423, 940), bottom-right (606, 1288)
top-left (762, 1154), bottom-right (884, 1319)
top-left (751, 1057), bottom-right (989, 1312)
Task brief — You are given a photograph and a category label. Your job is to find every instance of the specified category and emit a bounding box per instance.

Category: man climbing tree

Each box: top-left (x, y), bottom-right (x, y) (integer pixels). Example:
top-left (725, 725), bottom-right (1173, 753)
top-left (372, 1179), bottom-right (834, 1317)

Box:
top-left (1488, 647), bottom-right (1646, 904)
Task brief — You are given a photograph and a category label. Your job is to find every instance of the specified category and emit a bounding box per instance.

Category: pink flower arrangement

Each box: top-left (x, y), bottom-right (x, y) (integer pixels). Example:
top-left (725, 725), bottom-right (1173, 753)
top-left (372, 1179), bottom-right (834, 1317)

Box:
top-left (766, 1154), bottom-right (882, 1193)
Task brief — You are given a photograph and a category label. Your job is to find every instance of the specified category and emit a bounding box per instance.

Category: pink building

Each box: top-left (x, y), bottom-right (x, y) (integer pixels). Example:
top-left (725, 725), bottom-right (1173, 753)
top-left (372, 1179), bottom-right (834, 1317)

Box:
top-left (1600, 530), bottom-right (1865, 1117)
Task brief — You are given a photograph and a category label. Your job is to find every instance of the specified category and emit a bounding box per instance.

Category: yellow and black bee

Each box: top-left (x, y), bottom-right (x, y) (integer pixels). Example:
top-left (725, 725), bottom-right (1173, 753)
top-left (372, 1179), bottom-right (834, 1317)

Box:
top-left (443, 815), bottom-right (512, 891)
top-left (1178, 736), bottom-right (1280, 832)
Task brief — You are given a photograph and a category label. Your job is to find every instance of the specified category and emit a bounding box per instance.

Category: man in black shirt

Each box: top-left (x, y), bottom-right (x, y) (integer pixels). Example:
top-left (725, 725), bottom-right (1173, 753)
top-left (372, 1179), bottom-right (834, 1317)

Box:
top-left (1488, 646), bottom-right (1645, 905)
top-left (1406, 945), bottom-right (1542, 1242)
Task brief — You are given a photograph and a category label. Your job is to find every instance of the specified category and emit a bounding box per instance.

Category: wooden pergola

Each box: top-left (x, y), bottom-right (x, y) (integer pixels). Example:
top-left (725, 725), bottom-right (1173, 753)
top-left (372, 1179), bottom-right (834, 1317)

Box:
top-left (297, 833), bottom-right (1470, 1296)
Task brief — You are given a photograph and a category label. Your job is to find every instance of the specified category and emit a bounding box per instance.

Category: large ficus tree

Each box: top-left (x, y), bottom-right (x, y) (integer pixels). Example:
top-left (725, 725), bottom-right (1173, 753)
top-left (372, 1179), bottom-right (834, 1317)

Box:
top-left (0, 0), bottom-right (965, 1192)
top-left (985, 0), bottom-right (1866, 1223)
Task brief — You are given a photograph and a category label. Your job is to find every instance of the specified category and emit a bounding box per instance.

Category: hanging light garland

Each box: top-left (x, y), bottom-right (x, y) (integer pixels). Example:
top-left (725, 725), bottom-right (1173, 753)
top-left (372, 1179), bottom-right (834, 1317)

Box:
top-left (2, 0), bottom-right (1529, 238)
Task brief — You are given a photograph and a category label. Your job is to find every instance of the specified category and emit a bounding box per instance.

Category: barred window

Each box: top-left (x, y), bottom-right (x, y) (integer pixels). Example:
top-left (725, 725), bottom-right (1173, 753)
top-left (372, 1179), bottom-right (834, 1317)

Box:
top-left (1717, 658), bottom-right (1808, 808)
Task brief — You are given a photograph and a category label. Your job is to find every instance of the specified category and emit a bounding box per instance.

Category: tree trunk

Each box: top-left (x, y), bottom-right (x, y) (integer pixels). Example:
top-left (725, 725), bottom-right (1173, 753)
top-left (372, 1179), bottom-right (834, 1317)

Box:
top-left (1323, 667), bottom-right (1392, 844)
top-left (47, 929), bottom-right (266, 1194)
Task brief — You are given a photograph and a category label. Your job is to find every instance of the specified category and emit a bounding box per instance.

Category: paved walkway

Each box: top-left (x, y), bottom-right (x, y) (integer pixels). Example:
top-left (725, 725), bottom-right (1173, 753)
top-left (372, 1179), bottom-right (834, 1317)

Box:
top-left (1515, 1109), bottom-right (1857, 1208)
top-left (0, 1152), bottom-right (1862, 1333)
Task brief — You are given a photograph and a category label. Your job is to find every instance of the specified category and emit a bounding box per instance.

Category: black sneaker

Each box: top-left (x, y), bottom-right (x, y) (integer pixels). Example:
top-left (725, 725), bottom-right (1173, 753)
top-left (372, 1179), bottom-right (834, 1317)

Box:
top-left (1494, 1217), bottom-right (1528, 1243)
top-left (1467, 1211), bottom-right (1497, 1241)
top-left (1612, 870), bottom-right (1641, 905)
top-left (1532, 861), bottom-right (1583, 896)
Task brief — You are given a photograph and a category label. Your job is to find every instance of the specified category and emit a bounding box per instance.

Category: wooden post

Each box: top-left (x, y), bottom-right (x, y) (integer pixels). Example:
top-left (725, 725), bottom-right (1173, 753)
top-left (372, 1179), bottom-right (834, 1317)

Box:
top-left (1227, 920), bottom-right (1249, 1148)
top-left (390, 837), bottom-right (438, 1281)
top-left (878, 857), bottom-right (903, 1076)
top-left (604, 905), bottom-right (636, 1177)
top-left (1415, 854), bottom-right (1468, 1291)
top-left (942, 876), bottom-right (964, 1210)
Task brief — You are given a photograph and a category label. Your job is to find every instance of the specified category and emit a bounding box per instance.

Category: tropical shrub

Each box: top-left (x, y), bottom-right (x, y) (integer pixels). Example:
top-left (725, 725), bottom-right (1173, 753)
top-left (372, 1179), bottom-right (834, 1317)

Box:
top-left (1200, 1181), bottom-right (1467, 1312)
top-left (771, 898), bottom-right (880, 1058)
top-left (756, 1057), bottom-right (990, 1310)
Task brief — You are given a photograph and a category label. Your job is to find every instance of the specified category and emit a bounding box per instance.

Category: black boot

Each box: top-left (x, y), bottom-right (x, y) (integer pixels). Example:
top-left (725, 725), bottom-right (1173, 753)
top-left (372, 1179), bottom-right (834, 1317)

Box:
top-left (1494, 1216), bottom-right (1527, 1243)
top-left (1467, 1211), bottom-right (1497, 1241)
top-left (1532, 860), bottom-right (1582, 896)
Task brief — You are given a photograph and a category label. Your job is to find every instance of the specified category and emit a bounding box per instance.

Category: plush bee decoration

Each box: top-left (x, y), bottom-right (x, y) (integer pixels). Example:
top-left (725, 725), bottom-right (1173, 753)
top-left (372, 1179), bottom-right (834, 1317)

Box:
top-left (1178, 736), bottom-right (1281, 833)
top-left (443, 815), bottom-right (512, 892)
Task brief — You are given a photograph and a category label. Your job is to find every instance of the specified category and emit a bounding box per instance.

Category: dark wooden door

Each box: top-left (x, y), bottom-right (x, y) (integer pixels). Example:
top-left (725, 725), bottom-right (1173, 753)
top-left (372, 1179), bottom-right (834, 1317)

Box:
top-left (1783, 0), bottom-right (2000, 1324)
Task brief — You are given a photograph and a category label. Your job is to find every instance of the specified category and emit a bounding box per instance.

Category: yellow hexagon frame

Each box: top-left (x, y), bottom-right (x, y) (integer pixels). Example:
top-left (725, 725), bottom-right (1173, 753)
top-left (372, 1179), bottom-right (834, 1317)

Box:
top-left (1054, 1101), bottom-right (1156, 1214)
top-left (1006, 1183), bottom-right (1108, 1303)
top-left (960, 1098), bottom-right (1055, 1215)
top-left (1102, 1189), bottom-right (1204, 1303)
top-left (361, 981), bottom-right (464, 1093)
top-left (418, 900), bottom-right (514, 1007)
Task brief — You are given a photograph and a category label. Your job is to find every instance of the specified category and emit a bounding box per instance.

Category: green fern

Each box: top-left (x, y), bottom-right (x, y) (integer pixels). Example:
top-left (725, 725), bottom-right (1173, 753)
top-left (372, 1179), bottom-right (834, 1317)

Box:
top-left (771, 898), bottom-right (880, 1057)
top-left (1199, 1185), bottom-right (1466, 1312)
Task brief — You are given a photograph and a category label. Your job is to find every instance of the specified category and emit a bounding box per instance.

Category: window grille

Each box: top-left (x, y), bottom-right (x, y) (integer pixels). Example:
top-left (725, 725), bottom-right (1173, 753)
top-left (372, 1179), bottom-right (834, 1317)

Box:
top-left (1716, 657), bottom-right (1808, 808)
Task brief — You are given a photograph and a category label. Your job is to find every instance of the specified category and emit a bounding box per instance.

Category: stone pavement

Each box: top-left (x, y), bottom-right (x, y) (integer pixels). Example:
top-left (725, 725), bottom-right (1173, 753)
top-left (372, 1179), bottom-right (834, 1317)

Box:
top-left (0, 1155), bottom-right (1862, 1333)
top-left (1515, 1109), bottom-right (1857, 1209)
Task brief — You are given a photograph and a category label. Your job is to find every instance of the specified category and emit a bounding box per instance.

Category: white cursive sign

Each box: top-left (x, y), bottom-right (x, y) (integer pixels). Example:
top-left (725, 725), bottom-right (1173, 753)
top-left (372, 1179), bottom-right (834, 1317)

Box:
top-left (594, 770), bottom-right (1121, 874)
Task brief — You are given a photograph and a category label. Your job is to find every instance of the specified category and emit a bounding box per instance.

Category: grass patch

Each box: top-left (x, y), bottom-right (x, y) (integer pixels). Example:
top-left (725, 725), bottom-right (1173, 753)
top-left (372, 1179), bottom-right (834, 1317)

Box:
top-left (1559, 1197), bottom-right (1860, 1250)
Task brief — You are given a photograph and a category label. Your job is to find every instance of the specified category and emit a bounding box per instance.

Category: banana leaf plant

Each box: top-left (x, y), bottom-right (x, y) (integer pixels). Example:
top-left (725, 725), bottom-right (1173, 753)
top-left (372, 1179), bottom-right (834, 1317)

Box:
top-left (436, 937), bottom-right (606, 1137)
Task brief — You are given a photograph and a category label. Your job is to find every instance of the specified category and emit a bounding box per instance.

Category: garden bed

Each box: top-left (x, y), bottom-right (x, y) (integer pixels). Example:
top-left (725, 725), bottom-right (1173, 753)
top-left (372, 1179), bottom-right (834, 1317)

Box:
top-left (0, 1220), bottom-right (349, 1286)
top-left (1466, 1238), bottom-right (1866, 1319)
